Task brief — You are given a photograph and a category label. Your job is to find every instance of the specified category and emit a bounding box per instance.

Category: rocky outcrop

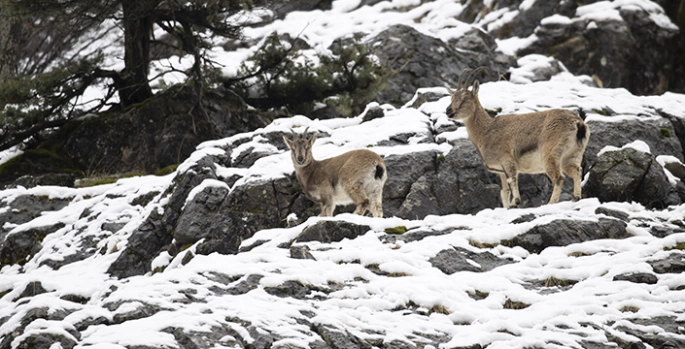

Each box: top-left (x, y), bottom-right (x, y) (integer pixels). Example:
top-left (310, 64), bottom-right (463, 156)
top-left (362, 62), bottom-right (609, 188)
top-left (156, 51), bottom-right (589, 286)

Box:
top-left (515, 3), bottom-right (680, 95)
top-left (0, 86), bottom-right (271, 189)
top-left (63, 87), bottom-right (270, 176)
top-left (368, 25), bottom-right (515, 105)
top-left (584, 117), bottom-right (683, 165)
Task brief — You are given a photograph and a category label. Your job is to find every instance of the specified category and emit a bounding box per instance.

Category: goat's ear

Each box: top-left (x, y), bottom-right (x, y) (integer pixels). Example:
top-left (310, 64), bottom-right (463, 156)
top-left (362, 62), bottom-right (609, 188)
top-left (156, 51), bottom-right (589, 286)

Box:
top-left (305, 132), bottom-right (317, 143)
top-left (472, 80), bottom-right (480, 96)
top-left (446, 87), bottom-right (456, 95)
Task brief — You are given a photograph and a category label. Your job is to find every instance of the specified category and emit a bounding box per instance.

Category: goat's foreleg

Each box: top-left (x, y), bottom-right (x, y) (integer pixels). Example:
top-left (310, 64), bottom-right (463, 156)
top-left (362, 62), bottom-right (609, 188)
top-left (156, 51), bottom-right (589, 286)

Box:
top-left (319, 199), bottom-right (335, 216)
top-left (498, 173), bottom-right (511, 208)
top-left (502, 165), bottom-right (521, 208)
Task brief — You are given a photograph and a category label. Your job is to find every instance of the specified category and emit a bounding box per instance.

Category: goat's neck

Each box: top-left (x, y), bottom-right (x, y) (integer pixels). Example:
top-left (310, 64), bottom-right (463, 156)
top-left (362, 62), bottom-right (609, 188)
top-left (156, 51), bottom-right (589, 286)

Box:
top-left (294, 159), bottom-right (320, 189)
top-left (463, 104), bottom-right (494, 149)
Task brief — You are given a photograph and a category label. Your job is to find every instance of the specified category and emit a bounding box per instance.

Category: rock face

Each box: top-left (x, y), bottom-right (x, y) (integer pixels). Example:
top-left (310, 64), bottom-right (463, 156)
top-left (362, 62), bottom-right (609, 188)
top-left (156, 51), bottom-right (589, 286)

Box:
top-left (368, 25), bottom-right (515, 105)
top-left (63, 87), bottom-right (271, 176)
top-left (468, 0), bottom-right (684, 95)
top-left (0, 87), bottom-right (271, 188)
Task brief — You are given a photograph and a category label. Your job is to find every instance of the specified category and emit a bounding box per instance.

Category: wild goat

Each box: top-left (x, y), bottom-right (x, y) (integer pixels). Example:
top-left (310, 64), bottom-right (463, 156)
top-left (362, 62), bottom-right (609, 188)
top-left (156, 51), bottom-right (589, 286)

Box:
top-left (283, 128), bottom-right (387, 217)
top-left (446, 67), bottom-right (590, 208)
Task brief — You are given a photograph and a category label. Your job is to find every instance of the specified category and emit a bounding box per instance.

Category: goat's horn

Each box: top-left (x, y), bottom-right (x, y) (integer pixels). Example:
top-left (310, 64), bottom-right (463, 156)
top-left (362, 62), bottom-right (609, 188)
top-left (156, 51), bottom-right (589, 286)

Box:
top-left (457, 68), bottom-right (473, 90)
top-left (465, 66), bottom-right (489, 88)
top-left (303, 126), bottom-right (310, 135)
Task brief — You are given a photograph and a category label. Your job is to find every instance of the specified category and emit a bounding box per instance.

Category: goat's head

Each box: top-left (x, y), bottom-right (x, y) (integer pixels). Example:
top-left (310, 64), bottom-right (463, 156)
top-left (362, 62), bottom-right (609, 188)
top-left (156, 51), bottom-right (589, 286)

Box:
top-left (446, 66), bottom-right (487, 120)
top-left (283, 127), bottom-right (316, 167)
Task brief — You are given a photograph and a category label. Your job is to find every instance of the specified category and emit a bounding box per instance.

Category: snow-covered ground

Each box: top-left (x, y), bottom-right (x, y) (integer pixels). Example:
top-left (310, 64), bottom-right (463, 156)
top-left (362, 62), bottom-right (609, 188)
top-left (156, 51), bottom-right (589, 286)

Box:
top-left (3, 0), bottom-right (685, 348)
top-left (2, 75), bottom-right (685, 348)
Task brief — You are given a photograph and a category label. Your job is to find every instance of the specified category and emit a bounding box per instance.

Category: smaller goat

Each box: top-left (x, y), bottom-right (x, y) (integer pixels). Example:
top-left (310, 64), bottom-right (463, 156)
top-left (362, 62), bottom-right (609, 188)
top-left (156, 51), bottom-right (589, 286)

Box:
top-left (446, 67), bottom-right (590, 208)
top-left (283, 128), bottom-right (387, 217)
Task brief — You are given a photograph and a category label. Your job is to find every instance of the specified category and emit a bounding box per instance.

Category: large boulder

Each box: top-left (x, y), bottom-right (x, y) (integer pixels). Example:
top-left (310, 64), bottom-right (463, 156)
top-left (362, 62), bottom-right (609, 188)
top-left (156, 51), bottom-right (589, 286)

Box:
top-left (583, 147), bottom-right (677, 209)
top-left (584, 118), bottom-right (683, 166)
top-left (367, 25), bottom-right (515, 105)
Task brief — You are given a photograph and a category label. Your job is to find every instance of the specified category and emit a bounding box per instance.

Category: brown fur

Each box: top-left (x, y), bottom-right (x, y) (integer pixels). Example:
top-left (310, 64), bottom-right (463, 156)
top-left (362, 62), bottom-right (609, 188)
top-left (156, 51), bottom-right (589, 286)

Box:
top-left (283, 128), bottom-right (387, 217)
top-left (446, 79), bottom-right (590, 208)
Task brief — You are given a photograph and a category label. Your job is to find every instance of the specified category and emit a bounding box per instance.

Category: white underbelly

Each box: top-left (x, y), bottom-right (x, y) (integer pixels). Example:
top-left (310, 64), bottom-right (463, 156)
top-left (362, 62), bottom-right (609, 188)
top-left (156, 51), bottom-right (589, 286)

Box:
top-left (518, 152), bottom-right (545, 173)
top-left (332, 184), bottom-right (353, 205)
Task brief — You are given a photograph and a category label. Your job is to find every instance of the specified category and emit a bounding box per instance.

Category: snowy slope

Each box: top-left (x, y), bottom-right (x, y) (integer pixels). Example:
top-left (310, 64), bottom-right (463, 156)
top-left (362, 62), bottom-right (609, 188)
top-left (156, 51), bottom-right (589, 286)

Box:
top-left (3, 74), bottom-right (685, 348)
top-left (2, 0), bottom-right (685, 348)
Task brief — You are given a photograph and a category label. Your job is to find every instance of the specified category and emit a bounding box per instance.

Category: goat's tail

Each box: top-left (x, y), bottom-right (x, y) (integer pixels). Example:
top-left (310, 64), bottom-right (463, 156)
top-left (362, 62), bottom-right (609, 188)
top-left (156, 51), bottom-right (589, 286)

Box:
top-left (575, 108), bottom-right (589, 146)
top-left (375, 164), bottom-right (385, 180)
top-left (576, 121), bottom-right (589, 146)
top-left (577, 108), bottom-right (587, 121)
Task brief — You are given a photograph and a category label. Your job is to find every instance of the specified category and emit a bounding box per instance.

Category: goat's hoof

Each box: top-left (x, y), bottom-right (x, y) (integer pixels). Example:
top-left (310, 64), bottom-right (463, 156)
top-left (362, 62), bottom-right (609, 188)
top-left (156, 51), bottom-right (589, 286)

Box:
top-left (509, 199), bottom-right (521, 208)
top-left (572, 196), bottom-right (580, 202)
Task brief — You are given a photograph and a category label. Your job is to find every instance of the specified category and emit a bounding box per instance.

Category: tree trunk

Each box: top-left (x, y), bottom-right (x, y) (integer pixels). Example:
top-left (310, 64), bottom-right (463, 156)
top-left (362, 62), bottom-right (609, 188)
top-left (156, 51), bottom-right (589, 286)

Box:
top-left (0, 4), bottom-right (17, 84)
top-left (118, 0), bottom-right (157, 106)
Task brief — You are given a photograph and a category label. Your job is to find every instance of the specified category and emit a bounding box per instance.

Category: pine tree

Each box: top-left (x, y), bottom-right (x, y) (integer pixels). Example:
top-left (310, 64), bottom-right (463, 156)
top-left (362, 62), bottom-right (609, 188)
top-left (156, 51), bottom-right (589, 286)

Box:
top-left (0, 0), bottom-right (255, 152)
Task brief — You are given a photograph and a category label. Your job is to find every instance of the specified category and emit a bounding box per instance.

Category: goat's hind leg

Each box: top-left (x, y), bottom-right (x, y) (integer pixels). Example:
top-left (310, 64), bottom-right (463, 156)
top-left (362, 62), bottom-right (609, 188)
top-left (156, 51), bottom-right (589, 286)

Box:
top-left (368, 189), bottom-right (384, 218)
top-left (347, 183), bottom-right (371, 216)
top-left (545, 157), bottom-right (565, 205)
top-left (563, 160), bottom-right (583, 201)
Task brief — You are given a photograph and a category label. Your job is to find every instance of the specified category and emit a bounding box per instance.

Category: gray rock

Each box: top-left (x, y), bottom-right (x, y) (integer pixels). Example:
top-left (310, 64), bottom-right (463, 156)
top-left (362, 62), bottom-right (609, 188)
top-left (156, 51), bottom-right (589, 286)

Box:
top-left (8, 173), bottom-right (77, 189)
top-left (296, 220), bottom-right (372, 243)
top-left (650, 225), bottom-right (685, 238)
top-left (313, 324), bottom-right (373, 349)
top-left (429, 247), bottom-right (516, 274)
top-left (11, 333), bottom-right (77, 349)
top-left (15, 281), bottom-right (50, 301)
top-left (649, 252), bottom-right (685, 274)
top-left (408, 90), bottom-right (449, 110)
top-left (264, 280), bottom-right (311, 299)
top-left (290, 245), bottom-right (316, 260)
top-left (194, 175), bottom-right (315, 256)
top-left (361, 105), bottom-right (384, 122)
top-left (61, 86), bottom-right (269, 176)
top-left (584, 147), bottom-right (675, 209)
top-left (0, 195), bottom-right (71, 232)
top-left (518, 5), bottom-right (681, 95)
top-left (107, 208), bottom-right (169, 279)
top-left (108, 301), bottom-right (163, 324)
top-left (367, 25), bottom-right (514, 105)
top-left (585, 118), bottom-right (683, 166)
top-left (508, 218), bottom-right (629, 254)
top-left (0, 306), bottom-right (77, 349)
top-left (595, 207), bottom-right (630, 221)
top-left (174, 185), bottom-right (230, 245)
top-left (617, 316), bottom-right (685, 349)
top-left (613, 272), bottom-right (658, 284)
top-left (224, 274), bottom-right (264, 296)
top-left (0, 223), bottom-right (65, 267)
